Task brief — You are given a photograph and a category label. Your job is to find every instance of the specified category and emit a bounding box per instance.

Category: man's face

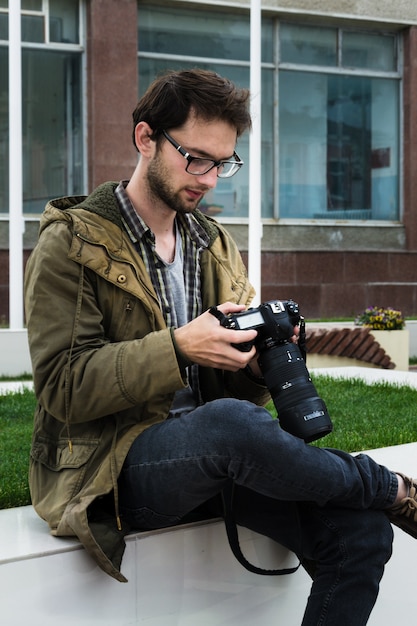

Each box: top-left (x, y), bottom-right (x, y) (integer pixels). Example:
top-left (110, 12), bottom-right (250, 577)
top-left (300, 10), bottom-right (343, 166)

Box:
top-left (146, 116), bottom-right (238, 214)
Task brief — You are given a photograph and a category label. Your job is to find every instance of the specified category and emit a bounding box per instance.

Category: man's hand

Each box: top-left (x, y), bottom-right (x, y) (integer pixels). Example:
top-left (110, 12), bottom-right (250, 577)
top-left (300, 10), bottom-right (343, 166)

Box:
top-left (174, 302), bottom-right (258, 371)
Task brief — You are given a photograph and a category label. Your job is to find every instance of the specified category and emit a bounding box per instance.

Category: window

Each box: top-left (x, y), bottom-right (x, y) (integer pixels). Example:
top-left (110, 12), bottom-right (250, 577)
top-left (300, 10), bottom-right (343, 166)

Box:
top-left (0, 0), bottom-right (84, 215)
top-left (279, 24), bottom-right (400, 221)
top-left (138, 6), bottom-right (401, 223)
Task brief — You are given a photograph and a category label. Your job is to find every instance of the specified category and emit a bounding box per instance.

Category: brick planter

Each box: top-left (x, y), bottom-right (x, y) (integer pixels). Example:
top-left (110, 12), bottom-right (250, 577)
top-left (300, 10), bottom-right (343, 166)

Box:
top-left (370, 329), bottom-right (410, 371)
top-left (305, 326), bottom-right (408, 371)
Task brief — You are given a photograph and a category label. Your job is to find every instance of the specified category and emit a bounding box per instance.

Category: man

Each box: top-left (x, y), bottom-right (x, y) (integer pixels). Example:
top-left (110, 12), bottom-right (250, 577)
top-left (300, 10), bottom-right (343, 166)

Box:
top-left (25, 69), bottom-right (417, 625)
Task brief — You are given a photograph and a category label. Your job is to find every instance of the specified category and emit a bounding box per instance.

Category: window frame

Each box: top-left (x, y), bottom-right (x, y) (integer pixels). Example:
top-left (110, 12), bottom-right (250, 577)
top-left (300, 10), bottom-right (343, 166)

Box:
top-left (0, 0), bottom-right (87, 220)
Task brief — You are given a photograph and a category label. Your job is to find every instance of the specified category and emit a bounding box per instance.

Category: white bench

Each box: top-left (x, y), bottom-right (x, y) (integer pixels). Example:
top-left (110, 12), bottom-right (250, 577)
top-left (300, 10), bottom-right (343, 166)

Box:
top-left (1, 442), bottom-right (417, 625)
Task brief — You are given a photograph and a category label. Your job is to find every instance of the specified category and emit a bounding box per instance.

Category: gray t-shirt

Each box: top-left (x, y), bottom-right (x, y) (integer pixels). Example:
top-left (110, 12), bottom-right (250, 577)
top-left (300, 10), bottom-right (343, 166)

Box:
top-left (167, 229), bottom-right (198, 418)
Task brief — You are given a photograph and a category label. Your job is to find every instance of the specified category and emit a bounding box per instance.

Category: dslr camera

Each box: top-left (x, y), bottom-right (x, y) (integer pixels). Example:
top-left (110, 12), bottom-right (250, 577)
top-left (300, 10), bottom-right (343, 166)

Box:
top-left (210, 300), bottom-right (332, 443)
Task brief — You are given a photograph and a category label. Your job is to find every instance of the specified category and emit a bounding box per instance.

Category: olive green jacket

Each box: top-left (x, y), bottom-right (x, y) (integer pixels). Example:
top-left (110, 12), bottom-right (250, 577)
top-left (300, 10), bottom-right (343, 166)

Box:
top-left (24, 182), bottom-right (270, 582)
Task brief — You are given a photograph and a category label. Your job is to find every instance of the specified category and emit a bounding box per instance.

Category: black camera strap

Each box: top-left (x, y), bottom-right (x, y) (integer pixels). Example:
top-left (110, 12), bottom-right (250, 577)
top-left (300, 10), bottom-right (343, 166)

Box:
top-left (210, 302), bottom-right (307, 575)
top-left (208, 305), bottom-right (230, 327)
top-left (221, 481), bottom-right (301, 576)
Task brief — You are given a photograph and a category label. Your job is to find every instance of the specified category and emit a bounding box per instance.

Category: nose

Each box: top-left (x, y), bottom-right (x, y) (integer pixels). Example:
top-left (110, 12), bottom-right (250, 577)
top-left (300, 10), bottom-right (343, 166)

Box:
top-left (196, 166), bottom-right (219, 188)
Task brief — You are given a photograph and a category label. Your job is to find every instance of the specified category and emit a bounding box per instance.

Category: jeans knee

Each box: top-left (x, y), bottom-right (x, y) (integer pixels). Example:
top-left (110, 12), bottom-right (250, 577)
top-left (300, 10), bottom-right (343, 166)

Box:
top-left (205, 398), bottom-right (274, 433)
top-left (367, 511), bottom-right (394, 563)
top-left (203, 398), bottom-right (285, 455)
top-left (302, 506), bottom-right (393, 570)
top-left (347, 511), bottom-right (393, 567)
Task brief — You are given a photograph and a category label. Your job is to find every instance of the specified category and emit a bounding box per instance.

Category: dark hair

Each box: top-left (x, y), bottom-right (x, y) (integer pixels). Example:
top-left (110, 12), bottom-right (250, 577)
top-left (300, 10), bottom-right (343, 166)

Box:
top-left (132, 69), bottom-right (252, 149)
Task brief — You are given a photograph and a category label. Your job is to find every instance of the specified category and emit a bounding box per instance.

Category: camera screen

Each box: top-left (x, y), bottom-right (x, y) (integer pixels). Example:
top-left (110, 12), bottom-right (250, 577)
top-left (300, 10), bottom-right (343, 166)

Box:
top-left (237, 310), bottom-right (264, 329)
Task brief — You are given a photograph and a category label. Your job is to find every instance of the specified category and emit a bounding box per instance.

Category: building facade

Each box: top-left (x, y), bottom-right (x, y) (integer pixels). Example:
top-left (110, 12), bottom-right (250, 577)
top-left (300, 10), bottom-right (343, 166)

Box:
top-left (1, 0), bottom-right (417, 323)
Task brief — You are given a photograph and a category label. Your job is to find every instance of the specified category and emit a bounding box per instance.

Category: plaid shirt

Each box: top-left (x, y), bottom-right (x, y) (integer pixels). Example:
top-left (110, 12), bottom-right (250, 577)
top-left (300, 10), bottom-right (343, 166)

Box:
top-left (115, 181), bottom-right (210, 402)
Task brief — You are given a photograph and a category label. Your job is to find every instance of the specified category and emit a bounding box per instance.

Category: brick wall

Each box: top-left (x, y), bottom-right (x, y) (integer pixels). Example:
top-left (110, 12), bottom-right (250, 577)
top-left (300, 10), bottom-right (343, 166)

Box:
top-left (86, 0), bottom-right (139, 187)
top-left (257, 251), bottom-right (417, 319)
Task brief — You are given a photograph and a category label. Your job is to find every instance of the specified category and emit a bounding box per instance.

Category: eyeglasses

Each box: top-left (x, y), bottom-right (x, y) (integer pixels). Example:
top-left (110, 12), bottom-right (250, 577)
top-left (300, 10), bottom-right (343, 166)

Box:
top-left (162, 130), bottom-right (244, 178)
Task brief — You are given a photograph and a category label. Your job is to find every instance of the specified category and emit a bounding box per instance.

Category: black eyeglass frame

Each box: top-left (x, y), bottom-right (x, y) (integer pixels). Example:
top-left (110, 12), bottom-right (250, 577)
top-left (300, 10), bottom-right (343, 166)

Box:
top-left (162, 130), bottom-right (244, 178)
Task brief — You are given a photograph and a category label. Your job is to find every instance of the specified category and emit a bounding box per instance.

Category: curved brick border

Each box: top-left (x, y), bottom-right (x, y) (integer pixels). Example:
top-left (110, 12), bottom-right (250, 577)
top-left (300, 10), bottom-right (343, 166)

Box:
top-left (305, 327), bottom-right (396, 369)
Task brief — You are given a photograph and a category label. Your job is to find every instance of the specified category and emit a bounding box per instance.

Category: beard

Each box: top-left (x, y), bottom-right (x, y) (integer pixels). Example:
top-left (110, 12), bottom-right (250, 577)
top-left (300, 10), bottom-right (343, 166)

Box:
top-left (147, 151), bottom-right (208, 214)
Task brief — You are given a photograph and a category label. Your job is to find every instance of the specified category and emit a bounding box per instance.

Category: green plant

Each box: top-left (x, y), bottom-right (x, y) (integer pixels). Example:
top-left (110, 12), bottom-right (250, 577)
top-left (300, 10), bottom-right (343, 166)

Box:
top-left (354, 306), bottom-right (405, 330)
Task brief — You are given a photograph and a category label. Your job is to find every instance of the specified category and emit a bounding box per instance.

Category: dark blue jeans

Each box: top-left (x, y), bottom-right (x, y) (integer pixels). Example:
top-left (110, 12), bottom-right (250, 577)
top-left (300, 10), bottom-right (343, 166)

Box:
top-left (119, 398), bottom-right (395, 625)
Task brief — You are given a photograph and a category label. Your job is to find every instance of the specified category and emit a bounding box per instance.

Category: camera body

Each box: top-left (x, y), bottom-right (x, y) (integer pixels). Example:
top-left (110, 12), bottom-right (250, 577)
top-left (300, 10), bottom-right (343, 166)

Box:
top-left (214, 300), bottom-right (333, 443)
top-left (223, 299), bottom-right (302, 352)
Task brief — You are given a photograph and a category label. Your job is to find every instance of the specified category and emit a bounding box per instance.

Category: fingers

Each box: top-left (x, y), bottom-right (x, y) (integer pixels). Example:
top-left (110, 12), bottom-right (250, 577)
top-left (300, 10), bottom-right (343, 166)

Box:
top-left (174, 304), bottom-right (257, 371)
top-left (215, 301), bottom-right (247, 315)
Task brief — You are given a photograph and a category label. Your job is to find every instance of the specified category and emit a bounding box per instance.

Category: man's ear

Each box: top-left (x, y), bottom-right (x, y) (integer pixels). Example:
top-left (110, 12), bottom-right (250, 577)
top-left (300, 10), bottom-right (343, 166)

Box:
top-left (133, 121), bottom-right (155, 156)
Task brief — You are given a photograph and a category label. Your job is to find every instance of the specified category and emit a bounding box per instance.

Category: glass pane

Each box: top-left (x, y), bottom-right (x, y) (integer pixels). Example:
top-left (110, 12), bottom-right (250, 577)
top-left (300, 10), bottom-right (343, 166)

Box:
top-left (281, 24), bottom-right (337, 66)
top-left (139, 5), bottom-right (273, 63)
top-left (0, 13), bottom-right (7, 39)
top-left (0, 1), bottom-right (8, 9)
top-left (279, 71), bottom-right (328, 218)
top-left (262, 19), bottom-right (273, 64)
top-left (21, 49), bottom-right (84, 213)
top-left (343, 31), bottom-right (396, 71)
top-left (22, 0), bottom-right (42, 9)
top-left (327, 75), bottom-right (372, 214)
top-left (22, 14), bottom-right (44, 43)
top-left (0, 46), bottom-right (9, 213)
top-left (279, 70), bottom-right (399, 220)
top-left (139, 6), bottom-right (247, 60)
top-left (369, 78), bottom-right (399, 219)
top-left (139, 59), bottom-right (264, 219)
top-left (261, 67), bottom-right (274, 218)
top-left (50, 0), bottom-right (79, 44)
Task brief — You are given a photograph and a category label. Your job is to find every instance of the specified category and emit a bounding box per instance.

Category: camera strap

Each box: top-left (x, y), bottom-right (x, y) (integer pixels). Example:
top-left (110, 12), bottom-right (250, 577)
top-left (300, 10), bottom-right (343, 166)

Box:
top-left (208, 305), bottom-right (230, 327)
top-left (221, 481), bottom-right (301, 576)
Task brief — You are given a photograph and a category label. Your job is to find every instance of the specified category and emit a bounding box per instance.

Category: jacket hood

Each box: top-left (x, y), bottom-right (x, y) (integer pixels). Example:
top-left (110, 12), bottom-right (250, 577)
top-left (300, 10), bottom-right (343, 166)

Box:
top-left (40, 181), bottom-right (222, 248)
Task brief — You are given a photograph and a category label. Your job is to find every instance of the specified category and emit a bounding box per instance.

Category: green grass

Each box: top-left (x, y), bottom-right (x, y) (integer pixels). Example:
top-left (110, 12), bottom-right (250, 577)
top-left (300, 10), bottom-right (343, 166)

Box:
top-left (0, 388), bottom-right (36, 509)
top-left (314, 376), bottom-right (417, 451)
top-left (1, 376), bottom-right (417, 510)
top-left (0, 374), bottom-right (33, 382)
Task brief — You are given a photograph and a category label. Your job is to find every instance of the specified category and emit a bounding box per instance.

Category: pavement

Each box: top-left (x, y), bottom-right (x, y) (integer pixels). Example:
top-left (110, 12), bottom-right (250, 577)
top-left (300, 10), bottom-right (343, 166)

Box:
top-left (310, 366), bottom-right (417, 389)
top-left (0, 380), bottom-right (34, 395)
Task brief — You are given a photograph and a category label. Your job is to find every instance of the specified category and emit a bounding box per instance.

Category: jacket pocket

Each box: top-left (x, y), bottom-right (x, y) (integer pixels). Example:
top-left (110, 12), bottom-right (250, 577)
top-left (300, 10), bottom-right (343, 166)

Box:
top-left (31, 436), bottom-right (99, 470)
top-left (30, 437), bottom-right (100, 523)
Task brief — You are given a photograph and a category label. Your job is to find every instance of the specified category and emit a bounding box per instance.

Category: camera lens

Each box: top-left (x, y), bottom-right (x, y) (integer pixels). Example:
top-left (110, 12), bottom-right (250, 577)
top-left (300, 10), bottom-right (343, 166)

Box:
top-left (259, 342), bottom-right (333, 443)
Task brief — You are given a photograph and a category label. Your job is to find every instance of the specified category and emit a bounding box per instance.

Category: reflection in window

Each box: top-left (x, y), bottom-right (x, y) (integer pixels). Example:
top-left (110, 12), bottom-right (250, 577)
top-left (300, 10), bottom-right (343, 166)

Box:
top-left (21, 50), bottom-right (83, 213)
top-left (50, 0), bottom-right (79, 44)
top-left (280, 24), bottom-right (337, 66)
top-left (343, 31), bottom-right (396, 71)
top-left (279, 72), bottom-right (399, 220)
top-left (279, 23), bottom-right (400, 221)
top-left (21, 15), bottom-right (44, 42)
top-left (138, 5), bottom-right (273, 63)
top-left (22, 0), bottom-right (42, 10)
